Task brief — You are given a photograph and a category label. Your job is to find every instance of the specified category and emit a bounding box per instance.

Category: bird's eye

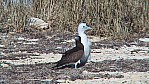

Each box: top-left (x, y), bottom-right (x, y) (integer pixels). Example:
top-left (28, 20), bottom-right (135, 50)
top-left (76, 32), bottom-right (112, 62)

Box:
top-left (83, 26), bottom-right (86, 28)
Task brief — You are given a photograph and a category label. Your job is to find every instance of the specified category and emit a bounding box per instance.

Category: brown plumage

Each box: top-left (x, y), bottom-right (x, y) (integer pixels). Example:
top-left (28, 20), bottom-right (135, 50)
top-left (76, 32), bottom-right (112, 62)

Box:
top-left (53, 36), bottom-right (84, 68)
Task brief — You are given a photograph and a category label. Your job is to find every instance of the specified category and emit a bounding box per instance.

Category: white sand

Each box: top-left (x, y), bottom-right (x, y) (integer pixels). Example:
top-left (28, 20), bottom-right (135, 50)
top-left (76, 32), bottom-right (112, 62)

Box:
top-left (68, 72), bottom-right (149, 84)
top-left (0, 53), bottom-right (61, 65)
top-left (91, 45), bottom-right (149, 62)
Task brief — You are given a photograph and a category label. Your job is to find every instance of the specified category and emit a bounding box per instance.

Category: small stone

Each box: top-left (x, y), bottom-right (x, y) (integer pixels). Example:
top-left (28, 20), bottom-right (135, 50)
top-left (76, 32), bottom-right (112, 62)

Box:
top-left (0, 63), bottom-right (11, 69)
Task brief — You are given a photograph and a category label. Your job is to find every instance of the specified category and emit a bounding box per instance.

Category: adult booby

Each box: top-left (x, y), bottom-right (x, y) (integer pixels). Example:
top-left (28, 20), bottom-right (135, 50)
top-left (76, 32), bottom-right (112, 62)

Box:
top-left (53, 36), bottom-right (84, 69)
top-left (77, 23), bottom-right (92, 67)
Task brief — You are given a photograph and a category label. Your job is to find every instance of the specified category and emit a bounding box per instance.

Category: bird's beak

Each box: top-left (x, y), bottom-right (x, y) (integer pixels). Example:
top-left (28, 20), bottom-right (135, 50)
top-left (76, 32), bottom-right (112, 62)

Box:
top-left (87, 26), bottom-right (92, 30)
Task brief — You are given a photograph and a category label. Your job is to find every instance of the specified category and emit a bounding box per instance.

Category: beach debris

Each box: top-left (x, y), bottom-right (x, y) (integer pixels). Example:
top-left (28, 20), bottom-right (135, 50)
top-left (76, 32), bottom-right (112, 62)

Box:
top-left (27, 17), bottom-right (49, 30)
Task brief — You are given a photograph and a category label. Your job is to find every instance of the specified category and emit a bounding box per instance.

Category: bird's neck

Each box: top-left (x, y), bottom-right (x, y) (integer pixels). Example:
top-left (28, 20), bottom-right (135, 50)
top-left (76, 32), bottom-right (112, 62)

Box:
top-left (78, 32), bottom-right (87, 40)
top-left (78, 32), bottom-right (86, 36)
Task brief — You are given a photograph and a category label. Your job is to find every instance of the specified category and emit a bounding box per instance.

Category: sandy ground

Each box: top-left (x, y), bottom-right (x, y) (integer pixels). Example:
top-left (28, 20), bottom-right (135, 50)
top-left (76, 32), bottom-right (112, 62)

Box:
top-left (68, 72), bottom-right (149, 84)
top-left (0, 32), bottom-right (149, 84)
top-left (1, 46), bottom-right (149, 65)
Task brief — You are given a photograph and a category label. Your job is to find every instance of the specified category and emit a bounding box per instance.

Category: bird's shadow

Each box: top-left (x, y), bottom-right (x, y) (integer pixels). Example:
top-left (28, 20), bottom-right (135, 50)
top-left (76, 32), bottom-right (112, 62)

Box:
top-left (51, 63), bottom-right (83, 70)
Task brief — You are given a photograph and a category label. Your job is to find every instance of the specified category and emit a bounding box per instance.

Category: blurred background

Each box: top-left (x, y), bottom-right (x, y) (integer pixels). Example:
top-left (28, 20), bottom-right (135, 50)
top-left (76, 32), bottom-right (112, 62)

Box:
top-left (0, 0), bottom-right (148, 39)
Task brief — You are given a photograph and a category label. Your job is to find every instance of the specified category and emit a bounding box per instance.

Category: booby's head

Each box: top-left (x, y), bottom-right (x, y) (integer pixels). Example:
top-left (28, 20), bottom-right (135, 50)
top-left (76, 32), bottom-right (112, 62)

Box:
top-left (77, 23), bottom-right (92, 33)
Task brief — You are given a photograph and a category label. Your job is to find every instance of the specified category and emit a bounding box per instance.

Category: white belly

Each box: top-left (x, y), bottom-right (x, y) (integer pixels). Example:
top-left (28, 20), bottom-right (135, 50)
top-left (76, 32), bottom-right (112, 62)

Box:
top-left (79, 34), bottom-right (91, 63)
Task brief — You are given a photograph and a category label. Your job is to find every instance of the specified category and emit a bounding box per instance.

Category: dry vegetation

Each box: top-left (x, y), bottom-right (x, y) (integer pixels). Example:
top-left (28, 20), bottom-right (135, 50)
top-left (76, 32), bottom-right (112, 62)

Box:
top-left (0, 0), bottom-right (148, 39)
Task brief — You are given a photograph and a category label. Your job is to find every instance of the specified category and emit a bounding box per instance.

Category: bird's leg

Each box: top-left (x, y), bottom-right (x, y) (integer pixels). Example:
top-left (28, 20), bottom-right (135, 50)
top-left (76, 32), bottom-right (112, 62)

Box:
top-left (74, 63), bottom-right (77, 69)
top-left (74, 60), bottom-right (81, 69)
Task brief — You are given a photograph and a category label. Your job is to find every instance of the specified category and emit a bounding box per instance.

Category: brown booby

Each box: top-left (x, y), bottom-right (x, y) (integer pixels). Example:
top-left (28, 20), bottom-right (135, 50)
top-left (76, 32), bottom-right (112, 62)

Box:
top-left (53, 36), bottom-right (84, 69)
top-left (77, 23), bottom-right (92, 67)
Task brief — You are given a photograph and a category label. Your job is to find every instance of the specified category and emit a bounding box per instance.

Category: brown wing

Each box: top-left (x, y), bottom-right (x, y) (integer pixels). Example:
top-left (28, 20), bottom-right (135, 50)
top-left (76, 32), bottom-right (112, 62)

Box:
top-left (56, 47), bottom-right (84, 67)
